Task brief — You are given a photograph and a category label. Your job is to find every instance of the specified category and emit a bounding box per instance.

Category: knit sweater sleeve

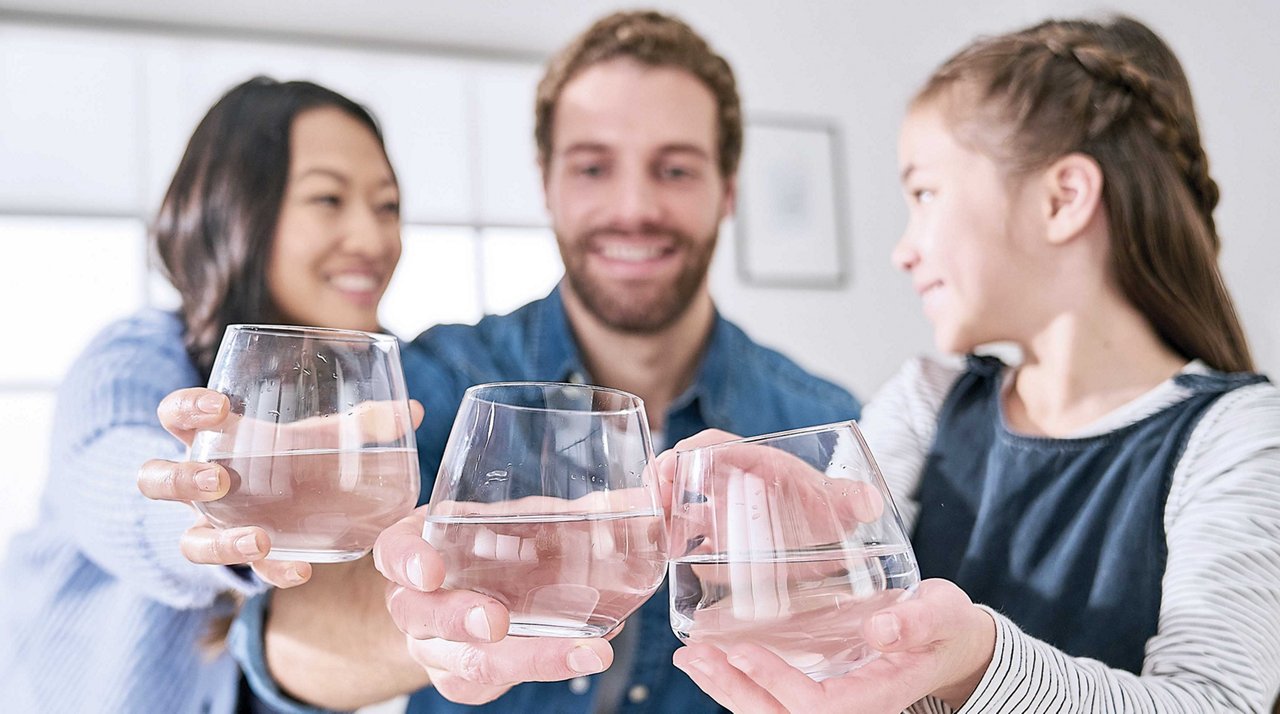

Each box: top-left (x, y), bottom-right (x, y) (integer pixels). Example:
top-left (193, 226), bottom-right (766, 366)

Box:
top-left (40, 311), bottom-right (267, 608)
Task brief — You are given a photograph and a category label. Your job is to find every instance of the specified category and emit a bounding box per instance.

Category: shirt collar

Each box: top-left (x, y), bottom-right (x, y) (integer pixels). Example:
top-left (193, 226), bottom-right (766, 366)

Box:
top-left (530, 284), bottom-right (588, 383)
top-left (530, 282), bottom-right (741, 425)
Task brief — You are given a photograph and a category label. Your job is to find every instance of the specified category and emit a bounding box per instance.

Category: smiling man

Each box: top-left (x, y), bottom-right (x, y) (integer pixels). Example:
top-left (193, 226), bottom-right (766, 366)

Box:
top-left (219, 11), bottom-right (861, 714)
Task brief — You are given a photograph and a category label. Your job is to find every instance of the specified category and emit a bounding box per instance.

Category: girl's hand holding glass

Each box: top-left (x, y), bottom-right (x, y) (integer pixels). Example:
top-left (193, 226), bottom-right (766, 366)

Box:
top-left (665, 422), bottom-right (920, 682)
top-left (662, 423), bottom-right (994, 711)
top-left (672, 578), bottom-right (996, 713)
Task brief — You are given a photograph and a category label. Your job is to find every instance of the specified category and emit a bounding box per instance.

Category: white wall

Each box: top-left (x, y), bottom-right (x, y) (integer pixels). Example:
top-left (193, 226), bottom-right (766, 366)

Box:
top-left (4, 0), bottom-right (1275, 398)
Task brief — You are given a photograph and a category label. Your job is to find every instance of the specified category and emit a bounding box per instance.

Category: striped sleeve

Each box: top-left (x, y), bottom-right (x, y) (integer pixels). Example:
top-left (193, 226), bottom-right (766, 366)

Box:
top-left (858, 355), bottom-right (963, 532)
top-left (931, 381), bottom-right (1280, 713)
top-left (46, 312), bottom-right (268, 608)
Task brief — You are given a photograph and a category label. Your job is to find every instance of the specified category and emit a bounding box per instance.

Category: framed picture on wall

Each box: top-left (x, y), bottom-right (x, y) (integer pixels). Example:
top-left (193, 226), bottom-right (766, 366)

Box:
top-left (735, 117), bottom-right (849, 288)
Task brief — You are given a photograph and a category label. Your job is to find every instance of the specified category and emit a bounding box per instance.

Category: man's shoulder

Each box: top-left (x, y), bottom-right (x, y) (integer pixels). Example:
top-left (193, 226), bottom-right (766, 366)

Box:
top-left (719, 319), bottom-right (861, 420)
top-left (404, 302), bottom-right (541, 379)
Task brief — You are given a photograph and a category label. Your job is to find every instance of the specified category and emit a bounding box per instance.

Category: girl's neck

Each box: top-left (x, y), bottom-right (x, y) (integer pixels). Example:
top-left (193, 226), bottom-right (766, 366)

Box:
top-left (1003, 295), bottom-right (1187, 437)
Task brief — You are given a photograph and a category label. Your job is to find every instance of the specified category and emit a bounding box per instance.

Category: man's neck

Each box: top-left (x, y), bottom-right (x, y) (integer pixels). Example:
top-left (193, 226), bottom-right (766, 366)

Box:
top-left (560, 285), bottom-right (716, 432)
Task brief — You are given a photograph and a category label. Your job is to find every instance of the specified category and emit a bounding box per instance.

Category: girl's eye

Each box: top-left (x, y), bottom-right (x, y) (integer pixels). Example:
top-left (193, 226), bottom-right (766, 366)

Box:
top-left (913, 189), bottom-right (936, 204)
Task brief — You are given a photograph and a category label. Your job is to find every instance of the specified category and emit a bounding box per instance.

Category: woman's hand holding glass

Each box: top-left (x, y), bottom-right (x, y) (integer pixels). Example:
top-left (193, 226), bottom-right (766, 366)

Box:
top-left (137, 325), bottom-right (424, 586)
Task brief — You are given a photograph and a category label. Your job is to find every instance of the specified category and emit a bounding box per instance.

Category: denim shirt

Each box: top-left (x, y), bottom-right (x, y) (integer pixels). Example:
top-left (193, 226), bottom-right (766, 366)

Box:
top-left (232, 286), bottom-right (860, 714)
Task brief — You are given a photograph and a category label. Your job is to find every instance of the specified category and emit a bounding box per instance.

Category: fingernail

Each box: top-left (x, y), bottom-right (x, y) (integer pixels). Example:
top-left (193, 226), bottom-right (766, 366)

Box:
top-left (465, 606), bottom-right (492, 641)
top-left (197, 393), bottom-right (224, 414)
top-left (195, 468), bottom-right (222, 492)
top-left (567, 646), bottom-right (604, 674)
top-left (872, 613), bottom-right (900, 646)
top-left (236, 534), bottom-right (262, 556)
top-left (680, 657), bottom-right (712, 679)
top-left (285, 566), bottom-right (305, 584)
top-left (406, 553), bottom-right (424, 590)
top-left (727, 653), bottom-right (754, 675)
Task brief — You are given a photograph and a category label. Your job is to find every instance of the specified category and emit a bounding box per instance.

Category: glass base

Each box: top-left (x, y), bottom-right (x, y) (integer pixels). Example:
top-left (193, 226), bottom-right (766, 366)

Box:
top-left (507, 616), bottom-right (615, 638)
top-left (266, 547), bottom-right (369, 563)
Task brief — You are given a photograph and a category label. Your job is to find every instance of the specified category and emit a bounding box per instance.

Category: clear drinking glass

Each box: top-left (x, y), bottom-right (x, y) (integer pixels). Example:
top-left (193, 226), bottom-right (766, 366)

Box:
top-left (669, 421), bottom-right (920, 680)
top-left (423, 382), bottom-right (668, 638)
top-left (190, 325), bottom-right (420, 562)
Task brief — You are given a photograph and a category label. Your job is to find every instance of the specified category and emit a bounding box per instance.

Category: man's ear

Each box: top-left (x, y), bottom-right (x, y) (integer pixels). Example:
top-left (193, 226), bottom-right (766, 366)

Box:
top-left (539, 155), bottom-right (551, 208)
top-left (720, 174), bottom-right (738, 220)
top-left (1043, 152), bottom-right (1104, 245)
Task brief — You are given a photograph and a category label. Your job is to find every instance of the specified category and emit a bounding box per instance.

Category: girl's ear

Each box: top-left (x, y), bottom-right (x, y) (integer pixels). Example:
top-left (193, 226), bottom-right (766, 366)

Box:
top-left (1042, 153), bottom-right (1104, 245)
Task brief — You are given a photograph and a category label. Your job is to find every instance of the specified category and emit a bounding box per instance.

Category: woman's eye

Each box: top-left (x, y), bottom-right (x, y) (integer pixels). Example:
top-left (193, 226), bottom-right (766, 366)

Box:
top-left (311, 194), bottom-right (342, 207)
top-left (913, 189), bottom-right (936, 204)
top-left (576, 164), bottom-right (605, 178)
top-left (378, 200), bottom-right (401, 217)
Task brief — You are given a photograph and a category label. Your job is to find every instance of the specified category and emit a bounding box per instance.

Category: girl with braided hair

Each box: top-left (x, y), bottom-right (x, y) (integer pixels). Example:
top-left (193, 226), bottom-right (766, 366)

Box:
top-left (671, 15), bottom-right (1280, 713)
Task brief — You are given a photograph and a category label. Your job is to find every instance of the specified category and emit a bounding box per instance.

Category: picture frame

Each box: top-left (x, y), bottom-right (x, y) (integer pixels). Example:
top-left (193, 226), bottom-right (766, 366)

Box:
top-left (734, 116), bottom-right (849, 288)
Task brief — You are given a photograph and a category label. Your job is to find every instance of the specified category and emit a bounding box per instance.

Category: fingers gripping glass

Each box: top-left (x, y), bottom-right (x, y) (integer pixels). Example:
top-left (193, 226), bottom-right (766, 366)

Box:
top-left (190, 325), bottom-right (421, 562)
top-left (423, 382), bottom-right (668, 638)
top-left (668, 421), bottom-right (920, 680)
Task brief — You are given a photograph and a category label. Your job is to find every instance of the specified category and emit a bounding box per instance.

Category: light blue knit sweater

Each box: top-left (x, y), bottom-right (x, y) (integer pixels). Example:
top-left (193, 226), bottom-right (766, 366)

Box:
top-left (0, 309), bottom-right (269, 713)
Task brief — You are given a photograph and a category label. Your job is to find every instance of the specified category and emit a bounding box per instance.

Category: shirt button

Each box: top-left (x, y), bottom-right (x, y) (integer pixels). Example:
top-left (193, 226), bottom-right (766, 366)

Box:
top-left (627, 684), bottom-right (649, 703)
top-left (569, 677), bottom-right (590, 695)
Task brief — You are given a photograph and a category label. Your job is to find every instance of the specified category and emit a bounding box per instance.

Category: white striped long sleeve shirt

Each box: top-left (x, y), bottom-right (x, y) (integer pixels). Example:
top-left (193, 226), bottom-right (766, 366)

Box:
top-left (859, 357), bottom-right (1280, 714)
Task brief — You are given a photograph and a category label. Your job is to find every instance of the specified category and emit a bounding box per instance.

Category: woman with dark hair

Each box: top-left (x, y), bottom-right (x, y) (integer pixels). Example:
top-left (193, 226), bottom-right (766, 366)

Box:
top-left (0, 76), bottom-right (403, 713)
top-left (671, 15), bottom-right (1280, 714)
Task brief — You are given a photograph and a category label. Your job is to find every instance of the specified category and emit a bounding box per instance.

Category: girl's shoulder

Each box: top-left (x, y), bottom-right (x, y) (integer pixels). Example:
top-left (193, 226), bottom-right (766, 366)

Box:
top-left (1188, 377), bottom-right (1280, 457)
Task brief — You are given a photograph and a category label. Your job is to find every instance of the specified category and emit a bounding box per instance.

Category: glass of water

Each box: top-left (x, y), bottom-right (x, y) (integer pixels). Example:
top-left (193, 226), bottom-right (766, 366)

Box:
top-left (190, 324), bottom-right (420, 562)
top-left (668, 421), bottom-right (919, 680)
top-left (423, 382), bottom-right (668, 638)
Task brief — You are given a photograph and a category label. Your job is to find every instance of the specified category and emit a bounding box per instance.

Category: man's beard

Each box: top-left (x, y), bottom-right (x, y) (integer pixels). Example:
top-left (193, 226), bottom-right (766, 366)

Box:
top-left (559, 227), bottom-right (717, 335)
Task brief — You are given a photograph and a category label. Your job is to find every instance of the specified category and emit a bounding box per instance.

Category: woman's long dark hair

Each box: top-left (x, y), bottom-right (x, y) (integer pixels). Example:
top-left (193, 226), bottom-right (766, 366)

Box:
top-left (152, 76), bottom-right (392, 380)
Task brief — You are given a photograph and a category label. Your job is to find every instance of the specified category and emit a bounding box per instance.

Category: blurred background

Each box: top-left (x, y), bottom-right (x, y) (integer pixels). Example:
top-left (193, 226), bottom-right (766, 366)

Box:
top-left (1, 0), bottom-right (1277, 557)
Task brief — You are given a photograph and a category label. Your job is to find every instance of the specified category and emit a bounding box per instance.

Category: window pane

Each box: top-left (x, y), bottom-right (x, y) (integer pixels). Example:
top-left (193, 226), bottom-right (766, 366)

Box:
top-left (0, 390), bottom-right (56, 559)
top-left (480, 228), bottom-right (563, 316)
top-left (475, 64), bottom-right (546, 225)
top-left (0, 216), bottom-right (147, 382)
top-left (0, 25), bottom-right (145, 213)
top-left (143, 37), bottom-right (319, 209)
top-left (381, 226), bottom-right (482, 340)
top-left (310, 50), bottom-right (474, 224)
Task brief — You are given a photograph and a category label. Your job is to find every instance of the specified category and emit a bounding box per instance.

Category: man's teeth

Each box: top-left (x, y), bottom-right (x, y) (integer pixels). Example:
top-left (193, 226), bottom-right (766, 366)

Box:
top-left (601, 245), bottom-right (665, 262)
top-left (330, 274), bottom-right (378, 292)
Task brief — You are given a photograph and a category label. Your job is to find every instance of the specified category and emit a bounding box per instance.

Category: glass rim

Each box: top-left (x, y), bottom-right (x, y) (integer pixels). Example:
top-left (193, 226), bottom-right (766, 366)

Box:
top-left (673, 419), bottom-right (861, 455)
top-left (463, 381), bottom-right (646, 415)
top-left (225, 323), bottom-right (397, 344)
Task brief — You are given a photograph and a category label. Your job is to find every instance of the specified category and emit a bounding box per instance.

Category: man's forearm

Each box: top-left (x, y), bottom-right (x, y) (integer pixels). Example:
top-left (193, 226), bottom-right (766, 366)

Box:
top-left (264, 556), bottom-right (432, 710)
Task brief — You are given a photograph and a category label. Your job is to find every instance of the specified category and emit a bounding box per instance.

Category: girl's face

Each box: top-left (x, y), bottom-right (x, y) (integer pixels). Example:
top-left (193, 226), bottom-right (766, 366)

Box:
top-left (267, 107), bottom-right (401, 332)
top-left (893, 104), bottom-right (1046, 353)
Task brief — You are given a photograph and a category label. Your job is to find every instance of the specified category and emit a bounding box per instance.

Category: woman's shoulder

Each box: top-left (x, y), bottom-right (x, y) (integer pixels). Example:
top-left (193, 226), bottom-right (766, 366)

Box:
top-left (64, 308), bottom-right (196, 385)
